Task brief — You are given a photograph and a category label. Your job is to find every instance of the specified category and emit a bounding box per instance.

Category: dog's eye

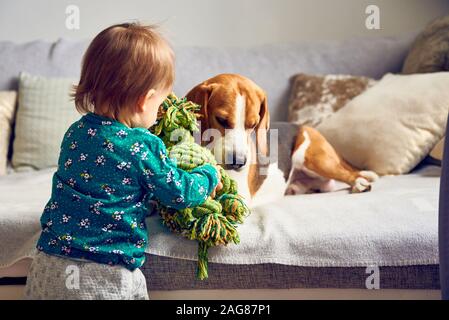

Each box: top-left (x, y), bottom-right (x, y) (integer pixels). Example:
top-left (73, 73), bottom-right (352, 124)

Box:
top-left (216, 116), bottom-right (230, 129)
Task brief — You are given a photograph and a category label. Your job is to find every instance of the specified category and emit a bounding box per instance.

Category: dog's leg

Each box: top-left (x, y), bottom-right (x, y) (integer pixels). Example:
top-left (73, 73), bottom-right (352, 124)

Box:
top-left (295, 126), bottom-right (378, 193)
top-left (285, 168), bottom-right (312, 195)
top-left (285, 134), bottom-right (331, 195)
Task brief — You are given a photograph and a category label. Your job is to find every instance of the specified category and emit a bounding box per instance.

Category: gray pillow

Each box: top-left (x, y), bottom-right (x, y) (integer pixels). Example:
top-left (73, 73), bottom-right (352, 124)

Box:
top-left (402, 15), bottom-right (449, 74)
top-left (12, 72), bottom-right (80, 170)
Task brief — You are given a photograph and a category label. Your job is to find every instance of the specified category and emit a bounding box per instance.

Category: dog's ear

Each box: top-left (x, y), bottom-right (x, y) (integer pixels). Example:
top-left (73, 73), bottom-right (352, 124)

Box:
top-left (255, 91), bottom-right (270, 157)
top-left (185, 83), bottom-right (215, 130)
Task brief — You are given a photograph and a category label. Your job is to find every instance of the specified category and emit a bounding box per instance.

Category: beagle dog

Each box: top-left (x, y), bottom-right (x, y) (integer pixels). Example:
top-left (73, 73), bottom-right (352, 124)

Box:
top-left (186, 74), bottom-right (378, 207)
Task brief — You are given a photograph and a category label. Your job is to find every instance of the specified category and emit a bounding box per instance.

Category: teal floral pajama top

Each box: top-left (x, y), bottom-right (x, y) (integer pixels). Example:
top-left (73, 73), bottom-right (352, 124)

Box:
top-left (37, 112), bottom-right (219, 270)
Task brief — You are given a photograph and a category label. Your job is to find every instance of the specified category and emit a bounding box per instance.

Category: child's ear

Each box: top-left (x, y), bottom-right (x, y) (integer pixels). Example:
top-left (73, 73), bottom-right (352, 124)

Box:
top-left (137, 89), bottom-right (156, 112)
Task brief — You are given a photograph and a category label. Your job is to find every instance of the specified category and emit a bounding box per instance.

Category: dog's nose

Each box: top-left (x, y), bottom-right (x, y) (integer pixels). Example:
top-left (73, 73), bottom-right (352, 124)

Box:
top-left (229, 152), bottom-right (247, 170)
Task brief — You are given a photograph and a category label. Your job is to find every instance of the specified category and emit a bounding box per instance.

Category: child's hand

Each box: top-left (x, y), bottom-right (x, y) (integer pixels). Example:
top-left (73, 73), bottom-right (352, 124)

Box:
top-left (210, 165), bottom-right (223, 198)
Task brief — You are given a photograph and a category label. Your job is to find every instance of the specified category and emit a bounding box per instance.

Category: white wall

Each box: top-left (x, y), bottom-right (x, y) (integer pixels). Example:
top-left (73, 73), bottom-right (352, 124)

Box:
top-left (0, 0), bottom-right (448, 46)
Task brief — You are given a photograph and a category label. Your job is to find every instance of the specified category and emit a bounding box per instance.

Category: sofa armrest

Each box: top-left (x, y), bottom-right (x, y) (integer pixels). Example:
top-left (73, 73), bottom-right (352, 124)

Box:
top-left (439, 116), bottom-right (449, 299)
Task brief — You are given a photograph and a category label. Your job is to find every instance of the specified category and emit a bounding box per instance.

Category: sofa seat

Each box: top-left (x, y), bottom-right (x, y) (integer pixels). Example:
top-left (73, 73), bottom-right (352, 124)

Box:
top-left (0, 160), bottom-right (440, 290)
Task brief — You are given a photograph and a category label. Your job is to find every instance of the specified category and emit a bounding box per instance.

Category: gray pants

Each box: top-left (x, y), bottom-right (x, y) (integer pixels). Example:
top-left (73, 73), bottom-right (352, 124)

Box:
top-left (24, 251), bottom-right (149, 300)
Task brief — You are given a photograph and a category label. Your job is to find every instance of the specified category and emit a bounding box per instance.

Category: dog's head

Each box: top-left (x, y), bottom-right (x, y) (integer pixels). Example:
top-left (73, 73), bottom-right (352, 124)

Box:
top-left (186, 74), bottom-right (269, 171)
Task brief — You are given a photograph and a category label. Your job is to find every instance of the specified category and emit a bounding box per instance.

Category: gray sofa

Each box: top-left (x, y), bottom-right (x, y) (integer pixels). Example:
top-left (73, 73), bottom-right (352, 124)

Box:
top-left (0, 34), bottom-right (442, 293)
top-left (439, 120), bottom-right (449, 299)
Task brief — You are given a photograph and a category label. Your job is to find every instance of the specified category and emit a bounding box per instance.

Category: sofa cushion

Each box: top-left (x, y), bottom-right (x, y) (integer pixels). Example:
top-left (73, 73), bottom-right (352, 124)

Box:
top-left (287, 73), bottom-right (376, 127)
top-left (317, 72), bottom-right (449, 175)
top-left (0, 91), bottom-right (17, 175)
top-left (0, 164), bottom-right (440, 277)
top-left (403, 15), bottom-right (449, 74)
top-left (142, 255), bottom-right (440, 290)
top-left (0, 36), bottom-right (414, 121)
top-left (12, 72), bottom-right (79, 171)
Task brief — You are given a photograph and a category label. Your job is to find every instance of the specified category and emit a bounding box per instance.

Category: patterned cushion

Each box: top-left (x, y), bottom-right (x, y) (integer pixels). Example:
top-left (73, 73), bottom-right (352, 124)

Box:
top-left (12, 73), bottom-right (79, 171)
top-left (0, 91), bottom-right (17, 175)
top-left (287, 74), bottom-right (376, 127)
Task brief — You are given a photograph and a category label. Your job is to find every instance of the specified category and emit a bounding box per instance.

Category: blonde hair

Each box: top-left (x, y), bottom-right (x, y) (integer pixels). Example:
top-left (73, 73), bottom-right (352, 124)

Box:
top-left (72, 22), bottom-right (174, 116)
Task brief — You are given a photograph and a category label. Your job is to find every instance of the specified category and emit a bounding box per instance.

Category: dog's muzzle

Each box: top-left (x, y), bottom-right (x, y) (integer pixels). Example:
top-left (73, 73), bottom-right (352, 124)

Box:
top-left (224, 152), bottom-right (247, 171)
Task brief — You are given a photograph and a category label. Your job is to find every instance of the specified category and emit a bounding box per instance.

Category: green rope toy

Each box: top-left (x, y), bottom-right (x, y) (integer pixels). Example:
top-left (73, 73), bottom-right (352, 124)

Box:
top-left (150, 93), bottom-right (250, 280)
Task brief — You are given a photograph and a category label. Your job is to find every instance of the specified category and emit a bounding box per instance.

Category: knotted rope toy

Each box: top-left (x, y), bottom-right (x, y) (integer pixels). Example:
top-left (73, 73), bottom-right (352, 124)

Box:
top-left (150, 93), bottom-right (250, 280)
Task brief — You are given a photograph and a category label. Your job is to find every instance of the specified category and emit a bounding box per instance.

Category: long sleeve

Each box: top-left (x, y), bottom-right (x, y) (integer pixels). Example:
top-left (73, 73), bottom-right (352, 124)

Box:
top-left (138, 134), bottom-right (219, 210)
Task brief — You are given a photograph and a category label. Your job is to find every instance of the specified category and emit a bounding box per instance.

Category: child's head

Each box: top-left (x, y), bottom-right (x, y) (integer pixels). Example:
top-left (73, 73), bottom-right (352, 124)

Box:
top-left (73, 22), bottom-right (174, 128)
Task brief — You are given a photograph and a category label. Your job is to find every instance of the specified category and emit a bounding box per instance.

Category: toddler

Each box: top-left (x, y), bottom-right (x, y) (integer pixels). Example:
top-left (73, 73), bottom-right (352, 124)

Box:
top-left (24, 23), bottom-right (221, 300)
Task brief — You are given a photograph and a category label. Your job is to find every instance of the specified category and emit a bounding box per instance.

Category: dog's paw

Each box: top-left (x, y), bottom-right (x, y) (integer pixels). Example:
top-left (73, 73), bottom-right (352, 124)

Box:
top-left (351, 171), bottom-right (378, 193)
top-left (351, 177), bottom-right (372, 193)
top-left (359, 170), bottom-right (379, 182)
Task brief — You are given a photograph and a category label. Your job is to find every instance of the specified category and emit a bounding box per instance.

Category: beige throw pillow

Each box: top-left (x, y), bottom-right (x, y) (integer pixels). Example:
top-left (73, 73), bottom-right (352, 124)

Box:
top-left (430, 137), bottom-right (444, 161)
top-left (12, 72), bottom-right (80, 171)
top-left (317, 72), bottom-right (449, 175)
top-left (0, 91), bottom-right (17, 175)
top-left (288, 74), bottom-right (376, 127)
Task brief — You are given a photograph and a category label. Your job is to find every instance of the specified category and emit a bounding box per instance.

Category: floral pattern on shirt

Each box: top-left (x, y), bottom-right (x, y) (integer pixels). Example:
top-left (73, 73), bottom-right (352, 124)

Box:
top-left (37, 112), bottom-right (218, 270)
